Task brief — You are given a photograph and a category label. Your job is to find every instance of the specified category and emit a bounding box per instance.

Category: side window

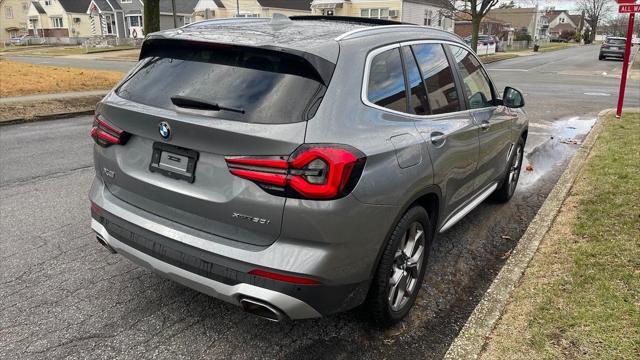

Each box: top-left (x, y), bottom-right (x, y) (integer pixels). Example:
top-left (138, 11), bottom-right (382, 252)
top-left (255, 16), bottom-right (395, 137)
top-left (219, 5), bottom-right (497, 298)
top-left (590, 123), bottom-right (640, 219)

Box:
top-left (449, 45), bottom-right (494, 109)
top-left (367, 48), bottom-right (408, 113)
top-left (411, 43), bottom-right (461, 114)
top-left (401, 46), bottom-right (428, 115)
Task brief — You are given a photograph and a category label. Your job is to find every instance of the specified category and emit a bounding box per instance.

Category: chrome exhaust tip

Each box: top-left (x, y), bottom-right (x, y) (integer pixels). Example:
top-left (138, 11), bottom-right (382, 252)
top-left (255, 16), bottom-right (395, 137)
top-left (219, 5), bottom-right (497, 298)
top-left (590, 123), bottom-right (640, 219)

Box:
top-left (239, 298), bottom-right (285, 322)
top-left (96, 235), bottom-right (117, 254)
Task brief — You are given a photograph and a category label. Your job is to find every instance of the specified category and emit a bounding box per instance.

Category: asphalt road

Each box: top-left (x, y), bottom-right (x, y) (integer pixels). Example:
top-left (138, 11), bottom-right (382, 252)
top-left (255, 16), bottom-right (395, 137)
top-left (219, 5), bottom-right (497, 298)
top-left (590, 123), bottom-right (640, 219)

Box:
top-left (2, 55), bottom-right (137, 73)
top-left (1, 45), bottom-right (639, 360)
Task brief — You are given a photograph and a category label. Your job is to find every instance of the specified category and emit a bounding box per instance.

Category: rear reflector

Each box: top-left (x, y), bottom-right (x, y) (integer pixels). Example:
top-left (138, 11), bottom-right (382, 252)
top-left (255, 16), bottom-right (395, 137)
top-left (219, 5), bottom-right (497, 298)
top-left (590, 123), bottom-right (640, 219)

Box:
top-left (249, 269), bottom-right (320, 285)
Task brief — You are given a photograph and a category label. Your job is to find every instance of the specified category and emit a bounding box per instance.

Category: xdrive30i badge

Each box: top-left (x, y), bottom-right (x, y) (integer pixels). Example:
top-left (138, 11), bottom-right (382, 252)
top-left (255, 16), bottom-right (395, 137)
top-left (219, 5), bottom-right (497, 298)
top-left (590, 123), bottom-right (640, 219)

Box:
top-left (232, 212), bottom-right (271, 225)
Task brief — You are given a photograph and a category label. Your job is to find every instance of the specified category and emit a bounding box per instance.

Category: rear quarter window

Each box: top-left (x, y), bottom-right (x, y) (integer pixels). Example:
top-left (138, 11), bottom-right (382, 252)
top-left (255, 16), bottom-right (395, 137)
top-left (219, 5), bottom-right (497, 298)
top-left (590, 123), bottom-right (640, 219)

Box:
top-left (116, 42), bottom-right (328, 124)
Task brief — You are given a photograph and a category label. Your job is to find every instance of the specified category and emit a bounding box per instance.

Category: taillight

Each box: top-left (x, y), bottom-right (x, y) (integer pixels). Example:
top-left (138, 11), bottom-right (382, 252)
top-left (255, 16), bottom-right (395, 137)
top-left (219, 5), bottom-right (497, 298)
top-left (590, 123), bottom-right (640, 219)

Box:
top-left (602, 44), bottom-right (610, 49)
top-left (90, 114), bottom-right (129, 147)
top-left (225, 144), bottom-right (366, 200)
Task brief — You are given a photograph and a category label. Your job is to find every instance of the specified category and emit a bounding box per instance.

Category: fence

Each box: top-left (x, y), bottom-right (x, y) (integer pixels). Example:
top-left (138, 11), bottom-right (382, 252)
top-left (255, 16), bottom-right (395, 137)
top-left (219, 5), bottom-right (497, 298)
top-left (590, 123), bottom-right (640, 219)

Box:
top-left (3, 36), bottom-right (143, 49)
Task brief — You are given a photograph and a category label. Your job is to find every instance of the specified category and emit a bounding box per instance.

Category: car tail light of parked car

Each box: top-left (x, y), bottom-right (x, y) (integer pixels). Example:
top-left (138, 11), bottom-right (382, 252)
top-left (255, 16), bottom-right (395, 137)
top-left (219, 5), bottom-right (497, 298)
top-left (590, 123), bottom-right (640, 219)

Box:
top-left (225, 144), bottom-right (366, 200)
top-left (90, 114), bottom-right (128, 147)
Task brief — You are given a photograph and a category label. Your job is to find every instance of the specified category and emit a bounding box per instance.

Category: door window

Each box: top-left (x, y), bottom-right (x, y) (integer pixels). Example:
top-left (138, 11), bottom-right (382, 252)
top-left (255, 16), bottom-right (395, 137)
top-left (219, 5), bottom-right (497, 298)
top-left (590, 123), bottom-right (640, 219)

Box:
top-left (367, 48), bottom-right (408, 113)
top-left (411, 43), bottom-right (461, 114)
top-left (449, 46), bottom-right (494, 109)
top-left (401, 46), bottom-right (428, 115)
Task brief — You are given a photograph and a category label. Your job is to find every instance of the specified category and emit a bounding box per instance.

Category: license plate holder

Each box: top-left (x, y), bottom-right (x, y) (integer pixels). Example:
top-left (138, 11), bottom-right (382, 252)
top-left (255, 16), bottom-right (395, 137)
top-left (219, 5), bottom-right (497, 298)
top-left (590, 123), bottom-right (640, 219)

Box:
top-left (149, 142), bottom-right (199, 183)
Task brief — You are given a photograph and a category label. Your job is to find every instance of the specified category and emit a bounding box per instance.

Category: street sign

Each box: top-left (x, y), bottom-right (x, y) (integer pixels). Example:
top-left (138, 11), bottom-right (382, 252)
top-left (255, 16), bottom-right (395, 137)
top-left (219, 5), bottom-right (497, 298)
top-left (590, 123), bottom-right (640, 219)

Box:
top-left (619, 4), bottom-right (640, 12)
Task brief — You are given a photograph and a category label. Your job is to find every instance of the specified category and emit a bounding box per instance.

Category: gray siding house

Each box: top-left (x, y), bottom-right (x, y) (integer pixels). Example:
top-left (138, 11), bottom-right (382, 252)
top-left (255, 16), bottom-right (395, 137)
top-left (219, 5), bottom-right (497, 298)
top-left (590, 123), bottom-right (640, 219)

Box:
top-left (86, 0), bottom-right (198, 38)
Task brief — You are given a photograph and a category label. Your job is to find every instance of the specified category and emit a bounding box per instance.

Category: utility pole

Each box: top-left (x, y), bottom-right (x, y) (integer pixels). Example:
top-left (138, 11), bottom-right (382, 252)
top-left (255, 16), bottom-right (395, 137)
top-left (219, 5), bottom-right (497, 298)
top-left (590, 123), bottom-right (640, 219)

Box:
top-left (172, 0), bottom-right (177, 28)
top-left (236, 0), bottom-right (240, 16)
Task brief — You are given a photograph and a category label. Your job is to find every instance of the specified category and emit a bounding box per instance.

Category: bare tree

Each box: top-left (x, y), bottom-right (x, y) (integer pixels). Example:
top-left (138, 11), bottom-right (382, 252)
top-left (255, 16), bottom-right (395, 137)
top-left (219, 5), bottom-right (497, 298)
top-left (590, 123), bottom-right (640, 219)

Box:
top-left (143, 0), bottom-right (160, 35)
top-left (577, 0), bottom-right (614, 42)
top-left (434, 0), bottom-right (501, 52)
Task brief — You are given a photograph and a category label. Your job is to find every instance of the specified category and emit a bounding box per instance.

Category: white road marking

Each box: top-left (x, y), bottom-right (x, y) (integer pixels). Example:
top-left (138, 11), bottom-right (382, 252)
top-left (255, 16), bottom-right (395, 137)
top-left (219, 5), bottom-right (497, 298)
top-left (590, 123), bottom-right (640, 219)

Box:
top-left (487, 69), bottom-right (529, 72)
top-left (583, 92), bottom-right (611, 96)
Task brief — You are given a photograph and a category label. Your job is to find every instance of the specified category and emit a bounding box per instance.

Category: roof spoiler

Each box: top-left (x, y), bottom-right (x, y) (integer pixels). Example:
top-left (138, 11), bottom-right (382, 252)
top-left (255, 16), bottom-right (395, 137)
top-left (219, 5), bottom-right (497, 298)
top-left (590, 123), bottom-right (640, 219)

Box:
top-left (139, 37), bottom-right (336, 86)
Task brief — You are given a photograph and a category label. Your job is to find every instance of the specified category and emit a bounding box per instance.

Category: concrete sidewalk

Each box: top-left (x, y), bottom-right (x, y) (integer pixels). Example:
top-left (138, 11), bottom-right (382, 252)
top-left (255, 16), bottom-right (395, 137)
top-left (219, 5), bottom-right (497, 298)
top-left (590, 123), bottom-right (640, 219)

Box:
top-left (0, 90), bottom-right (108, 104)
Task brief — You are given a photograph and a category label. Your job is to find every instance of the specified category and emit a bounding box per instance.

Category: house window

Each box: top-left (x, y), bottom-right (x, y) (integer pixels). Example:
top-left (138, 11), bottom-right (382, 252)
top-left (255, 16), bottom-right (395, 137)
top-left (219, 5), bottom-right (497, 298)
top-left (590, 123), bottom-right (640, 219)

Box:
top-left (424, 10), bottom-right (432, 26)
top-left (560, 17), bottom-right (565, 23)
top-left (184, 16), bottom-right (192, 25)
top-left (5, 6), bottom-right (13, 18)
top-left (121, 0), bottom-right (132, 3)
top-left (104, 14), bottom-right (114, 34)
top-left (44, 0), bottom-right (52, 5)
top-left (23, 2), bottom-right (29, 11)
top-left (360, 8), bottom-right (389, 20)
top-left (51, 17), bottom-right (63, 28)
top-left (128, 16), bottom-right (142, 27)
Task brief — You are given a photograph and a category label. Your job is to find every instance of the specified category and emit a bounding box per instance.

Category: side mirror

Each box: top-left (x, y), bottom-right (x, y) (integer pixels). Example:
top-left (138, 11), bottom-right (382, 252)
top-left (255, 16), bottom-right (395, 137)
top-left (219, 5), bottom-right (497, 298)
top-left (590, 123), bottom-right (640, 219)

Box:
top-left (503, 86), bottom-right (525, 108)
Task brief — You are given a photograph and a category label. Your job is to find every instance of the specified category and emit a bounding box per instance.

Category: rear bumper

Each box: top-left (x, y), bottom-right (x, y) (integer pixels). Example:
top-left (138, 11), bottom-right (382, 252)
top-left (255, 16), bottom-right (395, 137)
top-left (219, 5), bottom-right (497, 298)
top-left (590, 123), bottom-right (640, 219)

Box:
top-left (600, 50), bottom-right (624, 57)
top-left (89, 177), bottom-right (382, 319)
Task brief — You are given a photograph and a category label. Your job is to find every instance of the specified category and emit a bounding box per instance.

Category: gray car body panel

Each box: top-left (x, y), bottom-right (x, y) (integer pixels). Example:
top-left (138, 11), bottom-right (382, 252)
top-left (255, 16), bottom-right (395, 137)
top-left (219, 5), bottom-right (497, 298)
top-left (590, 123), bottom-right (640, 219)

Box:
top-left (89, 18), bottom-right (528, 319)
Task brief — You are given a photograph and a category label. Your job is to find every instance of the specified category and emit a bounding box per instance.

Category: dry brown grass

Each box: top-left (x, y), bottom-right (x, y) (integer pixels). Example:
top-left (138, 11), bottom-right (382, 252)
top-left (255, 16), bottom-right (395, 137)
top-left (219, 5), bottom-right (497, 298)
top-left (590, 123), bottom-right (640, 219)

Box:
top-left (0, 59), bottom-right (123, 97)
top-left (0, 96), bottom-right (102, 122)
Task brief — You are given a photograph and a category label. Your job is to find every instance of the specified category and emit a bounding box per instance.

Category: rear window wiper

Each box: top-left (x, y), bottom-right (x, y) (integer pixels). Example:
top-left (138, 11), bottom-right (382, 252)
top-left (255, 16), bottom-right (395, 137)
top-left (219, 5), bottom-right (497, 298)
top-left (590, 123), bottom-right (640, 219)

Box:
top-left (170, 95), bottom-right (245, 114)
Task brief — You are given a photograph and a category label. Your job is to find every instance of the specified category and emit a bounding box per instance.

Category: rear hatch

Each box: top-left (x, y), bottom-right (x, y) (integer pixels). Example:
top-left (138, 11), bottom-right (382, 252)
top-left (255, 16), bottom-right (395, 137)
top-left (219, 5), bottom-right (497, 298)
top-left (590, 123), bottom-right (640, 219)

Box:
top-left (95, 40), bottom-right (333, 246)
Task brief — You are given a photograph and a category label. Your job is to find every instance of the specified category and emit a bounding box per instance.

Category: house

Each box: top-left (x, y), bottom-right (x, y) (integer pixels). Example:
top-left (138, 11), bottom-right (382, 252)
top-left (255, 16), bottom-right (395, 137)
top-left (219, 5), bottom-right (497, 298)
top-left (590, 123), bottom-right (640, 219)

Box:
top-left (193, 0), bottom-right (311, 21)
top-left (27, 0), bottom-right (93, 39)
top-left (545, 9), bottom-right (585, 38)
top-left (86, 0), bottom-right (198, 38)
top-left (1, 0), bottom-right (31, 42)
top-left (454, 12), bottom-right (512, 40)
top-left (310, 0), bottom-right (453, 32)
top-left (487, 7), bottom-right (548, 40)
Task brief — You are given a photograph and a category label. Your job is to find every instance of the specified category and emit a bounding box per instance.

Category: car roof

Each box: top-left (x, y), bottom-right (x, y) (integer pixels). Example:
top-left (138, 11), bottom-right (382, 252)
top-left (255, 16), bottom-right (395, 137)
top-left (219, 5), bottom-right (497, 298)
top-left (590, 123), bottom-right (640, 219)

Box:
top-left (147, 15), bottom-right (465, 63)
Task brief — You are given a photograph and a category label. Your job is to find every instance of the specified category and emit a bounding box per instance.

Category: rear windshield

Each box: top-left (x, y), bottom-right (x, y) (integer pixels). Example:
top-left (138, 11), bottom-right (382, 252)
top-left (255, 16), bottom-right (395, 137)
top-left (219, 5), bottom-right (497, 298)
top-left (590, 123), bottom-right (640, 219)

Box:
top-left (607, 39), bottom-right (625, 45)
top-left (116, 42), bottom-right (328, 124)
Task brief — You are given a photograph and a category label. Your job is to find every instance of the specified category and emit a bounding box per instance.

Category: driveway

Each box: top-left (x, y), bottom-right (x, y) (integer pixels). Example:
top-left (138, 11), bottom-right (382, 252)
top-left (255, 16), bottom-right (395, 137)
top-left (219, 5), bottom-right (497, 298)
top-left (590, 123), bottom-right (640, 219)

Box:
top-left (1, 45), bottom-right (639, 359)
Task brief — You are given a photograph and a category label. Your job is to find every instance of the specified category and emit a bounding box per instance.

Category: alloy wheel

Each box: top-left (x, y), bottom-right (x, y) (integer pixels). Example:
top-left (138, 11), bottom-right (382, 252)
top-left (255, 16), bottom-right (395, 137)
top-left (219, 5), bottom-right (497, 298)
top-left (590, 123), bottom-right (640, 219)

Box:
top-left (388, 221), bottom-right (425, 312)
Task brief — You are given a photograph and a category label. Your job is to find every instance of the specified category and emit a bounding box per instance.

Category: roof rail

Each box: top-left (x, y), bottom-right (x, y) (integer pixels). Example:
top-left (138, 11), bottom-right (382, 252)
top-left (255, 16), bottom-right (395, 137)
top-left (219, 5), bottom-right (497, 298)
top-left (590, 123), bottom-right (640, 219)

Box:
top-left (183, 17), bottom-right (270, 28)
top-left (289, 15), bottom-right (407, 26)
top-left (334, 24), bottom-right (430, 41)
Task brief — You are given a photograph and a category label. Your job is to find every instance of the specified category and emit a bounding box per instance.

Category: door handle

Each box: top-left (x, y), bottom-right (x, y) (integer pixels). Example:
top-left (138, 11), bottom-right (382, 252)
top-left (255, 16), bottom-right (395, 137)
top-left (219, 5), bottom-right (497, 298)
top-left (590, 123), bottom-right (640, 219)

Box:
top-left (480, 121), bottom-right (491, 131)
top-left (430, 132), bottom-right (447, 146)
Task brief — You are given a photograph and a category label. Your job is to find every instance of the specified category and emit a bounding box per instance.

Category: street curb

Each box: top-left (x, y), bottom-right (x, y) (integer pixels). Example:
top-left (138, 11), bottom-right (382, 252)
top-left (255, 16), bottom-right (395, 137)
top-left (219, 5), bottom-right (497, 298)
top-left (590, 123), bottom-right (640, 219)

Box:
top-left (443, 109), bottom-right (610, 360)
top-left (0, 110), bottom-right (95, 126)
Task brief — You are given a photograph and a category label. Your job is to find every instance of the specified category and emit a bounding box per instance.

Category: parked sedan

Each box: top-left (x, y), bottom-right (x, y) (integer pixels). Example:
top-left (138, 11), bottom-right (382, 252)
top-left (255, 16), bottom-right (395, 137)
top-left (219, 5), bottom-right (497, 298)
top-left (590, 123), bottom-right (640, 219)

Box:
top-left (8, 34), bottom-right (32, 46)
top-left (599, 37), bottom-right (626, 60)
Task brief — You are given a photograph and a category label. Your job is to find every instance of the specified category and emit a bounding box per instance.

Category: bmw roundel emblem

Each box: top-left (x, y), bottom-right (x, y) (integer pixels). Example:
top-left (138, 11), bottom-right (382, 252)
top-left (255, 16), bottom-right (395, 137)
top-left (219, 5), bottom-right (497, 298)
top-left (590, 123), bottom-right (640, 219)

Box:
top-left (158, 121), bottom-right (171, 140)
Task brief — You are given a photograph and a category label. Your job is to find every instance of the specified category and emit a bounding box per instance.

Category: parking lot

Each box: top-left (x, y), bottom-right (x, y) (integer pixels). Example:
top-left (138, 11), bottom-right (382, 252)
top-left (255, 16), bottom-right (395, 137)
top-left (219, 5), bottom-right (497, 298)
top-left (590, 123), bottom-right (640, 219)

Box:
top-left (1, 45), bottom-right (639, 359)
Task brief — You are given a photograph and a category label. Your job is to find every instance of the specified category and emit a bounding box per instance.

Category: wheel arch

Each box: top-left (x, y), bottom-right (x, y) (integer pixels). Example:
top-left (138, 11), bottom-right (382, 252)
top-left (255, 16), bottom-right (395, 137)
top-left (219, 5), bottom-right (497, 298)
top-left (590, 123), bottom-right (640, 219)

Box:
top-left (367, 185), bottom-right (442, 279)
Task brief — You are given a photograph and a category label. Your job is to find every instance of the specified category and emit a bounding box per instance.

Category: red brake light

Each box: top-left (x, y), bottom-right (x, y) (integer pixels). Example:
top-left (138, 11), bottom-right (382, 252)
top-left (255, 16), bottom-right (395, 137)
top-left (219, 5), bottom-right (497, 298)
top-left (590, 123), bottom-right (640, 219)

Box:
top-left (225, 144), bottom-right (366, 200)
top-left (90, 114), bottom-right (128, 147)
top-left (249, 269), bottom-right (320, 285)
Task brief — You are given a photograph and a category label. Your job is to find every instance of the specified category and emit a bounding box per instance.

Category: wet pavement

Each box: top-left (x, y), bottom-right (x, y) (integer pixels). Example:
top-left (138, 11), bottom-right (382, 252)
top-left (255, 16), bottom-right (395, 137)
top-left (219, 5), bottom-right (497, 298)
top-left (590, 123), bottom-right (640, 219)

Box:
top-left (1, 45), bottom-right (639, 359)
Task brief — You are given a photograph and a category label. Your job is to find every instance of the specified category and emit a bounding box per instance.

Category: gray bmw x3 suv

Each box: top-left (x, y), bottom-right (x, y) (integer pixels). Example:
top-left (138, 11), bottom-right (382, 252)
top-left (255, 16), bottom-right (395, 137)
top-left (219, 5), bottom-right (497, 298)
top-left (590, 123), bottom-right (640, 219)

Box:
top-left (89, 15), bottom-right (527, 326)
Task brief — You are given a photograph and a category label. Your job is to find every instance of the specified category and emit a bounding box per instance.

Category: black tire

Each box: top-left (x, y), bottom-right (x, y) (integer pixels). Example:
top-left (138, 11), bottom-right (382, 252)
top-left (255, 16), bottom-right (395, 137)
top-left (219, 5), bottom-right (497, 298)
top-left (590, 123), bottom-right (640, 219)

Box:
top-left (599, 54), bottom-right (604, 60)
top-left (366, 206), bottom-right (432, 327)
top-left (492, 137), bottom-right (525, 203)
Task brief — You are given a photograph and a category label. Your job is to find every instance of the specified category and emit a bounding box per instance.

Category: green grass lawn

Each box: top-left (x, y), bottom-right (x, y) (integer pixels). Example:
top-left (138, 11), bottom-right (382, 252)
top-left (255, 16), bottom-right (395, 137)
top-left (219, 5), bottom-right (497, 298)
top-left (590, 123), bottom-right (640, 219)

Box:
top-left (538, 43), bottom-right (578, 53)
top-left (481, 113), bottom-right (640, 359)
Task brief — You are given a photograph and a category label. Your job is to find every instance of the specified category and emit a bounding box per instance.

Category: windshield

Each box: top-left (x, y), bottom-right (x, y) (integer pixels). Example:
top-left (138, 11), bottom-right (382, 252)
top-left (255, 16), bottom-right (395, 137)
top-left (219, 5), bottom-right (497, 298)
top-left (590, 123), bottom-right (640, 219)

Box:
top-left (607, 39), bottom-right (625, 45)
